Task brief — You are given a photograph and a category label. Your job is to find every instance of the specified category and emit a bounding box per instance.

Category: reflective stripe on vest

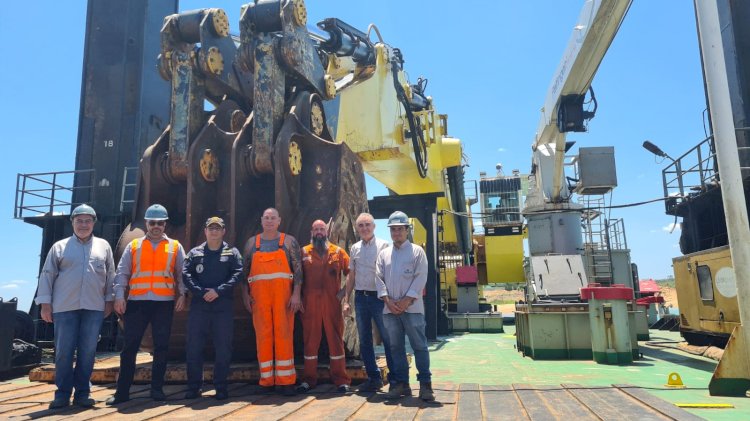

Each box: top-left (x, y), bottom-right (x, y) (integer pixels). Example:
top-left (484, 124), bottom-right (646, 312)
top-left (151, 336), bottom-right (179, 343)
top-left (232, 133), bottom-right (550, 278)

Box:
top-left (247, 234), bottom-right (293, 284)
top-left (129, 238), bottom-right (177, 296)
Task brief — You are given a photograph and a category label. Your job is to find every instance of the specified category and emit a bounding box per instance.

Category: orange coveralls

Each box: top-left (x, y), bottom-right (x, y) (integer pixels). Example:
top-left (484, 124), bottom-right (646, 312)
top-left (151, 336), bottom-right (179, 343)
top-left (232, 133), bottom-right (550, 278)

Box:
top-left (248, 234), bottom-right (296, 387)
top-left (301, 243), bottom-right (351, 387)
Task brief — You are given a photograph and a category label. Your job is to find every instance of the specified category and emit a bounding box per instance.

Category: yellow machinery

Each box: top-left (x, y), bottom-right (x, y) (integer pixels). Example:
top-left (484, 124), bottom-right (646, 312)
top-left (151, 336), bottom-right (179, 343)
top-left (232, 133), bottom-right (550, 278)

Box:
top-left (673, 246), bottom-right (739, 347)
top-left (476, 171), bottom-right (528, 285)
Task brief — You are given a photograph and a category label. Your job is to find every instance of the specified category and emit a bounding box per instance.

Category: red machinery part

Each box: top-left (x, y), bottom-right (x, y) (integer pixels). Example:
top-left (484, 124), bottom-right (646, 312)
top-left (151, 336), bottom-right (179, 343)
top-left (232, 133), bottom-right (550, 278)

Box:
top-left (580, 283), bottom-right (634, 300)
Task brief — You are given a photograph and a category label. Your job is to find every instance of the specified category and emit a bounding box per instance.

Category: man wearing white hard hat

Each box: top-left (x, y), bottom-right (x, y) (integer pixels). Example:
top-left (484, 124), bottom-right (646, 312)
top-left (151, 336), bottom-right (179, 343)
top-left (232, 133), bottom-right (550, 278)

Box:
top-left (36, 204), bottom-right (115, 410)
top-left (376, 211), bottom-right (434, 402)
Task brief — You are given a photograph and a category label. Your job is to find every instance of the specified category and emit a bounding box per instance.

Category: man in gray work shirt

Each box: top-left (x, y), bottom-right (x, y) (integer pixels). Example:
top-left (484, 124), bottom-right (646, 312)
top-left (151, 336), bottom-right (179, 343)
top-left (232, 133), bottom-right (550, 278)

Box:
top-left (35, 204), bottom-right (115, 410)
top-left (376, 211), bottom-right (434, 401)
top-left (106, 204), bottom-right (187, 405)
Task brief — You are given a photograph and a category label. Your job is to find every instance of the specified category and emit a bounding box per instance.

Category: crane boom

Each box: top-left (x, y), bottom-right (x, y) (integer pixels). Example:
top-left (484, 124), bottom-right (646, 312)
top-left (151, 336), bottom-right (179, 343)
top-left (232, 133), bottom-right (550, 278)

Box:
top-left (532, 0), bottom-right (631, 203)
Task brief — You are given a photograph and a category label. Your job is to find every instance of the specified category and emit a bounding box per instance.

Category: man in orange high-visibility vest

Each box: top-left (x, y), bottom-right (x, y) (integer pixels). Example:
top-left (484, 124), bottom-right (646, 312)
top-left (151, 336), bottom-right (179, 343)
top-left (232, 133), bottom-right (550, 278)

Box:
top-left (106, 204), bottom-right (187, 405)
top-left (296, 220), bottom-right (351, 394)
top-left (241, 208), bottom-right (303, 396)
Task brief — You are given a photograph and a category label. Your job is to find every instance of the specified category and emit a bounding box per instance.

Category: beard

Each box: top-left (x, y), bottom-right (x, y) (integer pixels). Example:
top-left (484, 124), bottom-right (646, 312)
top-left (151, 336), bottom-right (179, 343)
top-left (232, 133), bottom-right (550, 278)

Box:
top-left (312, 235), bottom-right (328, 251)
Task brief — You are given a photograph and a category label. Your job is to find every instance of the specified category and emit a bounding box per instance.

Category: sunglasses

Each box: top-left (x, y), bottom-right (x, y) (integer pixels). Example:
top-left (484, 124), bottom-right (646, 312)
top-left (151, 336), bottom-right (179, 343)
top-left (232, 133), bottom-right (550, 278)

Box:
top-left (147, 220), bottom-right (166, 226)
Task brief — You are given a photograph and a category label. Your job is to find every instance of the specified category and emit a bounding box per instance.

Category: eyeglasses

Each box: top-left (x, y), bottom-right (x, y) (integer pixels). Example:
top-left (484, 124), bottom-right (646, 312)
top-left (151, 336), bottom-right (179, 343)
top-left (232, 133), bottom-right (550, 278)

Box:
top-left (357, 222), bottom-right (373, 227)
top-left (147, 220), bottom-right (166, 226)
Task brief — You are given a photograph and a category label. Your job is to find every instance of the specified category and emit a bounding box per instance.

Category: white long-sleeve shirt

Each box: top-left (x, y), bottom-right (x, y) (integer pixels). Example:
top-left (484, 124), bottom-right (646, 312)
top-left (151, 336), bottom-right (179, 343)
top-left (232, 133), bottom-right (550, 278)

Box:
top-left (375, 240), bottom-right (428, 314)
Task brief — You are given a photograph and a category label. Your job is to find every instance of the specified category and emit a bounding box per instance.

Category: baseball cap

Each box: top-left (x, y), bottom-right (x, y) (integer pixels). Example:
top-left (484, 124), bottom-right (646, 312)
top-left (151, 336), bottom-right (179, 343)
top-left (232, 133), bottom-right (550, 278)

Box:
top-left (205, 216), bottom-right (225, 228)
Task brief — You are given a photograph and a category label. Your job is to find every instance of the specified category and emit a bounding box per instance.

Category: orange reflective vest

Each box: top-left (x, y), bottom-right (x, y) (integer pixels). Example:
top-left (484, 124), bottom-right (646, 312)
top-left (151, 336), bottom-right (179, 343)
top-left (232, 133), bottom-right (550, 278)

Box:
top-left (129, 238), bottom-right (178, 296)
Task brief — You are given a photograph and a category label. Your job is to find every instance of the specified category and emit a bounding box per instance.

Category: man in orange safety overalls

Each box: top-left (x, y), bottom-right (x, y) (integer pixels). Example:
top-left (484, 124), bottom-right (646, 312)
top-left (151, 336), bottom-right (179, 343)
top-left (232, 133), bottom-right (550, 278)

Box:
top-left (241, 208), bottom-right (303, 396)
top-left (296, 220), bottom-right (351, 394)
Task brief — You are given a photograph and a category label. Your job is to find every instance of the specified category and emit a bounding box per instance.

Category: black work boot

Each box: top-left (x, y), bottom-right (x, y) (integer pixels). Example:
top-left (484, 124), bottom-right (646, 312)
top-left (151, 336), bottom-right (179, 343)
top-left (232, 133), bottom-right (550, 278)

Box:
top-left (418, 382), bottom-right (435, 401)
top-left (384, 382), bottom-right (412, 399)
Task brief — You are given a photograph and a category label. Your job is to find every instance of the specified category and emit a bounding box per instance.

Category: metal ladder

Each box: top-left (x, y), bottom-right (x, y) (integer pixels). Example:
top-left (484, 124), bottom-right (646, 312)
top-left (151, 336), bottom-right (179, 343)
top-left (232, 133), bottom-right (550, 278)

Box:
top-left (436, 211), bottom-right (453, 305)
top-left (580, 195), bottom-right (614, 285)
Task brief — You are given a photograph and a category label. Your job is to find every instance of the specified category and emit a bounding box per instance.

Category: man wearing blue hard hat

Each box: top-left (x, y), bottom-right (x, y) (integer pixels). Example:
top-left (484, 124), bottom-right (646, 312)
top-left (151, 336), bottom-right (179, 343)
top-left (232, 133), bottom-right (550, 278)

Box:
top-left (107, 204), bottom-right (187, 405)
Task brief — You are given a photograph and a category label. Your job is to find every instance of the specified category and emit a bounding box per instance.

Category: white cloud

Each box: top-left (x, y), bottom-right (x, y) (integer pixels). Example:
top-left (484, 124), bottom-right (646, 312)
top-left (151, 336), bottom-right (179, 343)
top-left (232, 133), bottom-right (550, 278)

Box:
top-left (662, 223), bottom-right (680, 233)
top-left (497, 148), bottom-right (506, 152)
top-left (0, 280), bottom-right (30, 290)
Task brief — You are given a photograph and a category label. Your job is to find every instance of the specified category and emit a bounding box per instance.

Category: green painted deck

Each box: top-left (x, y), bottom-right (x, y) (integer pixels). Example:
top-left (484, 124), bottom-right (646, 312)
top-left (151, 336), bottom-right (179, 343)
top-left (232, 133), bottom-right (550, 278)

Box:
top-left (425, 326), bottom-right (749, 421)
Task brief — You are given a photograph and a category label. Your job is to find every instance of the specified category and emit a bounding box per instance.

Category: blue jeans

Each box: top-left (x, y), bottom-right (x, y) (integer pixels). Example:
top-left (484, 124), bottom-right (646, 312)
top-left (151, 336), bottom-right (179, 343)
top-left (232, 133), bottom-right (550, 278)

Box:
top-left (383, 312), bottom-right (431, 384)
top-left (53, 309), bottom-right (104, 400)
top-left (354, 293), bottom-right (393, 382)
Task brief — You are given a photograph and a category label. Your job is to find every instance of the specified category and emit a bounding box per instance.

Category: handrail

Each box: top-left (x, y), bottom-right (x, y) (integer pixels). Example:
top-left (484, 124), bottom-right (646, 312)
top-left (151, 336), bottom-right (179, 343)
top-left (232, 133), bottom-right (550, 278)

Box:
top-left (14, 170), bottom-right (96, 219)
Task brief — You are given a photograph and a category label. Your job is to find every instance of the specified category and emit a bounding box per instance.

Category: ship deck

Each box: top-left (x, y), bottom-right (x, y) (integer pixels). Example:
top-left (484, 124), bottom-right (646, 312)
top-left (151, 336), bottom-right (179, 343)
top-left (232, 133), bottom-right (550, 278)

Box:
top-left (1, 327), bottom-right (747, 420)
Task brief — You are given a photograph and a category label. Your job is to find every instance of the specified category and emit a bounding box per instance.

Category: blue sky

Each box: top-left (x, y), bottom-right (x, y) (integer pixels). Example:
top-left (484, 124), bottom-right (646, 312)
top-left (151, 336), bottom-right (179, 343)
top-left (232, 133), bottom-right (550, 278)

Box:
top-left (0, 1), bottom-right (705, 310)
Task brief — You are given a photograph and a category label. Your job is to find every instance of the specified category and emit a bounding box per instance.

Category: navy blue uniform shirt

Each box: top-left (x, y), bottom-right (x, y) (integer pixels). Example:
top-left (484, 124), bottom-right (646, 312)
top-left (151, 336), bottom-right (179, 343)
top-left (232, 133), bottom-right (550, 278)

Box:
top-left (183, 241), bottom-right (243, 305)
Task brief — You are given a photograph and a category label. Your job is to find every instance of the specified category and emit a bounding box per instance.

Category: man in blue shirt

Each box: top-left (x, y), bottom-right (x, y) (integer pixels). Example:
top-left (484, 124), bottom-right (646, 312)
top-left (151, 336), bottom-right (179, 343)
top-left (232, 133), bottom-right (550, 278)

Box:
top-left (183, 217), bottom-right (243, 400)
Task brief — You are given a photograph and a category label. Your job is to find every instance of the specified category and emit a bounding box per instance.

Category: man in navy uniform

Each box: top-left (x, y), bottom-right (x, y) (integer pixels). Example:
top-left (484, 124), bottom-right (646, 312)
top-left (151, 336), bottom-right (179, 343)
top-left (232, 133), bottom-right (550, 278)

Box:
top-left (183, 217), bottom-right (243, 400)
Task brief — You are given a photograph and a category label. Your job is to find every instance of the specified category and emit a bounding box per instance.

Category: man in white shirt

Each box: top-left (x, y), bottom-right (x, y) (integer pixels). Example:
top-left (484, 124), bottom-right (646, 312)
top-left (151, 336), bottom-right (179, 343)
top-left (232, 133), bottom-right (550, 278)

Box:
top-left (375, 211), bottom-right (434, 401)
top-left (340, 213), bottom-right (392, 392)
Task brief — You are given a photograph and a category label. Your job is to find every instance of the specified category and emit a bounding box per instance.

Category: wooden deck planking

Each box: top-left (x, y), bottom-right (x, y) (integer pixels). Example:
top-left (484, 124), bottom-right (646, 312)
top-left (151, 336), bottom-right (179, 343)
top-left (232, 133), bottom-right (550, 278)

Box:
top-left (513, 384), bottom-right (599, 421)
top-left (144, 384), bottom-right (255, 420)
top-left (0, 383), bottom-right (58, 403)
top-left (481, 385), bottom-right (529, 420)
top-left (614, 384), bottom-right (705, 421)
top-left (0, 382), bottom-right (46, 394)
top-left (0, 380), bottom-right (711, 420)
top-left (5, 385), bottom-right (151, 420)
top-left (415, 383), bottom-right (457, 421)
top-left (347, 392), bottom-right (402, 421)
top-left (562, 384), bottom-right (670, 421)
top-left (216, 384), bottom-right (334, 420)
top-left (456, 383), bottom-right (482, 421)
top-left (385, 400), bottom-right (422, 421)
top-left (65, 384), bottom-right (189, 421)
top-left (285, 388), bottom-right (369, 421)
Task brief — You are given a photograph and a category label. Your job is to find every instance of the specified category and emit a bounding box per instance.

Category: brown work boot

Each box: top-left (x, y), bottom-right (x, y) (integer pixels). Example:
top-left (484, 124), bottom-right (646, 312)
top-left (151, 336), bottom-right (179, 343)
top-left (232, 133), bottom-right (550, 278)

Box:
top-left (419, 382), bottom-right (435, 401)
top-left (384, 382), bottom-right (412, 399)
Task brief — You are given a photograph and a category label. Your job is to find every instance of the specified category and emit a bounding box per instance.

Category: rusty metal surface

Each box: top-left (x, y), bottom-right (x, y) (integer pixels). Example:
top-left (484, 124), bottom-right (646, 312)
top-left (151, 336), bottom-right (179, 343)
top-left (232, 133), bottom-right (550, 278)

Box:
top-left (123, 0), bottom-right (378, 362)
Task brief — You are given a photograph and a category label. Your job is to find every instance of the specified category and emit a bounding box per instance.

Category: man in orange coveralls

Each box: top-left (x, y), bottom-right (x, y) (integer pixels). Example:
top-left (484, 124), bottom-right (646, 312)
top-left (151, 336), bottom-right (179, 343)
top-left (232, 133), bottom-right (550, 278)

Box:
top-left (241, 208), bottom-right (303, 396)
top-left (295, 220), bottom-right (351, 394)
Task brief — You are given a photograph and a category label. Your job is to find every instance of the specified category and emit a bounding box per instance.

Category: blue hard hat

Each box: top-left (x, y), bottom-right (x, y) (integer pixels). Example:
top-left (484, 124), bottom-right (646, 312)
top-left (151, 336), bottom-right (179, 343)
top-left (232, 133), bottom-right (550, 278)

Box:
top-left (144, 204), bottom-right (169, 221)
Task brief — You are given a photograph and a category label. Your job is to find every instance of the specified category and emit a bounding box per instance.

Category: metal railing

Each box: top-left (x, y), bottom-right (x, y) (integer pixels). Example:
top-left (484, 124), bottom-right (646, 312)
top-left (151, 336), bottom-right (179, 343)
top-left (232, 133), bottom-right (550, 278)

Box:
top-left (662, 128), bottom-right (750, 214)
top-left (607, 218), bottom-right (628, 250)
top-left (463, 179), bottom-right (478, 206)
top-left (661, 135), bottom-right (717, 213)
top-left (14, 170), bottom-right (96, 219)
